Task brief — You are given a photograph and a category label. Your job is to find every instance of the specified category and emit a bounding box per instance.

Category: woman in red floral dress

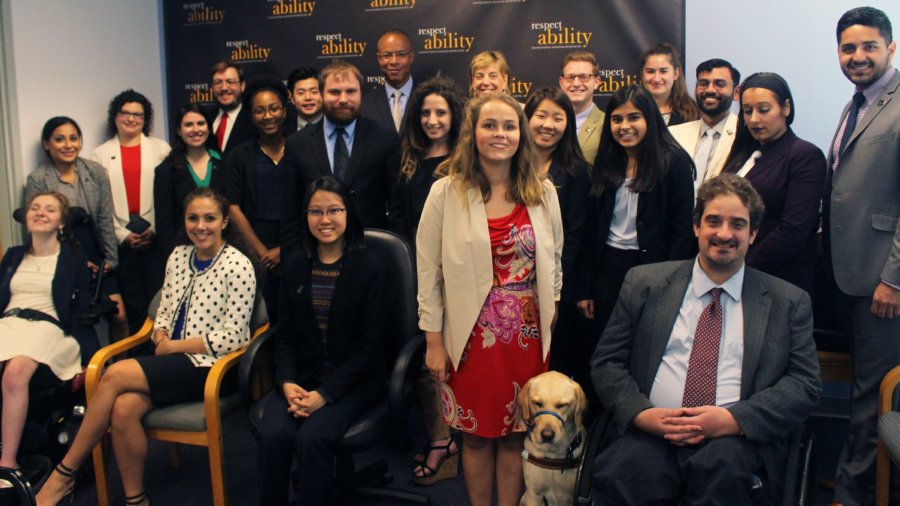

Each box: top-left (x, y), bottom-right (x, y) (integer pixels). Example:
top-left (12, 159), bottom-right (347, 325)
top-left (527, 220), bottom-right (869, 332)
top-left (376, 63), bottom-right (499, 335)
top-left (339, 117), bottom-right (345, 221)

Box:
top-left (416, 92), bottom-right (563, 506)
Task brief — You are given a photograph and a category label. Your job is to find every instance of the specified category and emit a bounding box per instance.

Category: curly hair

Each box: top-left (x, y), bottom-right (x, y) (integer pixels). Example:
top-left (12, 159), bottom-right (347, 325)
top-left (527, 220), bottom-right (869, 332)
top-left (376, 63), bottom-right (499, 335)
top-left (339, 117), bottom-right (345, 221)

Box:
top-left (106, 89), bottom-right (154, 138)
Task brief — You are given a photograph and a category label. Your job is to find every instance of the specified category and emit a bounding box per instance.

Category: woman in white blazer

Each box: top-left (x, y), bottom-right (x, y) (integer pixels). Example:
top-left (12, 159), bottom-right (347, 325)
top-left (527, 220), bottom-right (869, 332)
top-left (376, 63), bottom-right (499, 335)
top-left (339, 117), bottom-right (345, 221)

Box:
top-left (92, 90), bottom-right (170, 336)
top-left (417, 92), bottom-right (563, 506)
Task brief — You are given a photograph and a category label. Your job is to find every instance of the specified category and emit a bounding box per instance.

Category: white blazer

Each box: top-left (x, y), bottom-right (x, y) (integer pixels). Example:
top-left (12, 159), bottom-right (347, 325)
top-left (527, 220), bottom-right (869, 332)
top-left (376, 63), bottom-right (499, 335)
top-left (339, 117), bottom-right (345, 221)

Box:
top-left (669, 112), bottom-right (738, 182)
top-left (416, 176), bottom-right (563, 370)
top-left (92, 134), bottom-right (171, 244)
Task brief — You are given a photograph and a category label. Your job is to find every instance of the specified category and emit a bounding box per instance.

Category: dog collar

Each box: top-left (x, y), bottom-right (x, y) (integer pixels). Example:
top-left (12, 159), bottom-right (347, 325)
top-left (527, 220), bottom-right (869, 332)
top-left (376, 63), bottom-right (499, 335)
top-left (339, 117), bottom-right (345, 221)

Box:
top-left (521, 431), bottom-right (584, 473)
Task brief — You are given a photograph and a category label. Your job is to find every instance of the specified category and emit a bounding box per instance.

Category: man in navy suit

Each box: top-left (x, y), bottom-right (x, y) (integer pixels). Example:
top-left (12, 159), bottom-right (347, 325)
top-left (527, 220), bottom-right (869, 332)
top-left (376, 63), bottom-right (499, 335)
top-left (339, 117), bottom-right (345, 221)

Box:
top-left (281, 60), bottom-right (399, 254)
top-left (591, 175), bottom-right (821, 504)
top-left (825, 7), bottom-right (900, 506)
top-left (360, 29), bottom-right (415, 135)
top-left (284, 66), bottom-right (323, 134)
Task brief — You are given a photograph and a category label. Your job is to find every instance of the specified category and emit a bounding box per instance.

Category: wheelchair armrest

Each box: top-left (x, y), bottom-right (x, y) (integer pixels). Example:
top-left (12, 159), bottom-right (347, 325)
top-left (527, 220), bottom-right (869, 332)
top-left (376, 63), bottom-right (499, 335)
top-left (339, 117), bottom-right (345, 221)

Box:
top-left (85, 318), bottom-right (154, 401)
top-left (388, 331), bottom-right (426, 419)
top-left (880, 365), bottom-right (900, 415)
top-left (238, 326), bottom-right (277, 410)
top-left (574, 410), bottom-right (614, 506)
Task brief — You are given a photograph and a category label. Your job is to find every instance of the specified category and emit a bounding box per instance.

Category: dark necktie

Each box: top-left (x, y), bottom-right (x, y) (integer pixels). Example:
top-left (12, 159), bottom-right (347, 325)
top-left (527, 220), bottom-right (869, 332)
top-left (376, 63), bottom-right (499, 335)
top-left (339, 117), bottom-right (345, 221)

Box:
top-left (682, 287), bottom-right (723, 408)
top-left (839, 92), bottom-right (865, 153)
top-left (333, 126), bottom-right (349, 180)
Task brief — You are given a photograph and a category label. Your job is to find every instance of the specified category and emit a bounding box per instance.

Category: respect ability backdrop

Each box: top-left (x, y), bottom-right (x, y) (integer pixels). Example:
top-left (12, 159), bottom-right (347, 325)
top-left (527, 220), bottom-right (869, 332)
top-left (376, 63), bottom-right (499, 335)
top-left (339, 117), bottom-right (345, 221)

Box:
top-left (163, 0), bottom-right (684, 118)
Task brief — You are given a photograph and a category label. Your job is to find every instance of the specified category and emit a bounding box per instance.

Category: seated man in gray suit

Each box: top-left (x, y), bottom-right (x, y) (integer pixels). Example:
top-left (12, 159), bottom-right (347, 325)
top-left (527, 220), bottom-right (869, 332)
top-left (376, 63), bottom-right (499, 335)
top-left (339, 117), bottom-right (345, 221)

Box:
top-left (591, 174), bottom-right (821, 505)
top-left (669, 59), bottom-right (740, 192)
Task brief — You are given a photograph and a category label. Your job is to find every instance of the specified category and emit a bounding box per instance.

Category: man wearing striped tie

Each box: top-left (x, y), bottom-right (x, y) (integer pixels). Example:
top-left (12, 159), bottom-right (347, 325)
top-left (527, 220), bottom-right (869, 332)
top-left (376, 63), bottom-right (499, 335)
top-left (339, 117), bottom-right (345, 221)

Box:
top-left (589, 174), bottom-right (821, 505)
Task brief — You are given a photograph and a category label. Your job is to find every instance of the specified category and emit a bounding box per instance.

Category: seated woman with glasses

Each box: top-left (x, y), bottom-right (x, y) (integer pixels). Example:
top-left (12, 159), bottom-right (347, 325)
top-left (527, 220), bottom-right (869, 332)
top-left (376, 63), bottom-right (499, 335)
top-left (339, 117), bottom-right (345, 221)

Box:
top-left (92, 90), bottom-right (171, 337)
top-left (224, 76), bottom-right (288, 324)
top-left (37, 187), bottom-right (257, 506)
top-left (256, 177), bottom-right (387, 505)
top-left (0, 192), bottom-right (98, 480)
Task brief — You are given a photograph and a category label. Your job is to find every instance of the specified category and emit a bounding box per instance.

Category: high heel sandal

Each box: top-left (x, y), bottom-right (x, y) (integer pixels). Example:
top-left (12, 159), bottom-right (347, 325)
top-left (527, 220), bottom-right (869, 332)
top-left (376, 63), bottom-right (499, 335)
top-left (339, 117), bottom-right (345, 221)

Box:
top-left (412, 438), bottom-right (459, 486)
top-left (41, 462), bottom-right (78, 504)
top-left (124, 490), bottom-right (149, 505)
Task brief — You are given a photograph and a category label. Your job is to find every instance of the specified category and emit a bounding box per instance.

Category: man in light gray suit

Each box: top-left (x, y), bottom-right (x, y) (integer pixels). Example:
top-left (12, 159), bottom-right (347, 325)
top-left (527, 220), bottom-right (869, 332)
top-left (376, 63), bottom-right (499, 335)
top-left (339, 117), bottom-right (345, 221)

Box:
top-left (591, 174), bottom-right (821, 504)
top-left (824, 7), bottom-right (900, 506)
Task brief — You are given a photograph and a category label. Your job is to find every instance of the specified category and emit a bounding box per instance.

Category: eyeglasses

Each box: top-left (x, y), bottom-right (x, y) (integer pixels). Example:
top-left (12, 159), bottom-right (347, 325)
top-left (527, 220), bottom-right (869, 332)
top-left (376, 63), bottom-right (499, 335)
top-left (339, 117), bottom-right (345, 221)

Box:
top-left (376, 51), bottom-right (411, 61)
top-left (305, 208), bottom-right (346, 218)
top-left (696, 79), bottom-right (731, 90)
top-left (117, 111), bottom-right (145, 120)
top-left (251, 104), bottom-right (284, 117)
top-left (561, 73), bottom-right (595, 83)
top-left (212, 79), bottom-right (241, 88)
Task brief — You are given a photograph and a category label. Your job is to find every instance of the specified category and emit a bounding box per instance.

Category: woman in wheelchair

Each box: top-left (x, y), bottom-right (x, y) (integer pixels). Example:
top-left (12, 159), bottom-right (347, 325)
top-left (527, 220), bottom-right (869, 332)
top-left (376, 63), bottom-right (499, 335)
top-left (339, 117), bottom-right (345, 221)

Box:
top-left (37, 188), bottom-right (257, 506)
top-left (256, 177), bottom-right (386, 506)
top-left (0, 192), bottom-right (98, 476)
top-left (26, 116), bottom-right (128, 342)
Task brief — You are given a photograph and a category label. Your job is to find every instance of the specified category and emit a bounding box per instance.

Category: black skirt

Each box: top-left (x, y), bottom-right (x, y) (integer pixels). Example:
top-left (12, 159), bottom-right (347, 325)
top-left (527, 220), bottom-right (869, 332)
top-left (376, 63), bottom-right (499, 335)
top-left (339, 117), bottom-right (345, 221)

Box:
top-left (134, 354), bottom-right (212, 406)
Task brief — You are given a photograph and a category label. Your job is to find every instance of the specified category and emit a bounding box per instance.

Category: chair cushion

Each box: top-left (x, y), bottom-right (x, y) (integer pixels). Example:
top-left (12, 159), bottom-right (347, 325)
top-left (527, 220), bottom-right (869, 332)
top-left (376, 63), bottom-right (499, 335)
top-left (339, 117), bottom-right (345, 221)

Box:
top-left (879, 412), bottom-right (900, 463)
top-left (143, 393), bottom-right (241, 431)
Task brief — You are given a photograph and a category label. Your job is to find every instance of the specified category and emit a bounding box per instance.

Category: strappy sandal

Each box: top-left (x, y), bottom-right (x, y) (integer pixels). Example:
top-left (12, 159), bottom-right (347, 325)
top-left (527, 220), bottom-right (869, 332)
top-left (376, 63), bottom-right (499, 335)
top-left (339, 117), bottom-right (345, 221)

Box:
top-left (124, 490), bottom-right (149, 505)
top-left (412, 438), bottom-right (459, 486)
top-left (42, 462), bottom-right (78, 504)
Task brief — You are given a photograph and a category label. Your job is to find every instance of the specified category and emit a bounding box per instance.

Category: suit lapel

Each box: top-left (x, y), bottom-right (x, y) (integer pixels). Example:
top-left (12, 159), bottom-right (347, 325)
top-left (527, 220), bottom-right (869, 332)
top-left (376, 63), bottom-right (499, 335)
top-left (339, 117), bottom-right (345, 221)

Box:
top-left (845, 73), bottom-right (899, 151)
top-left (739, 269), bottom-right (771, 399)
top-left (311, 123), bottom-right (332, 177)
top-left (578, 105), bottom-right (602, 145)
top-left (344, 118), bottom-right (369, 184)
top-left (642, 263), bottom-right (692, 390)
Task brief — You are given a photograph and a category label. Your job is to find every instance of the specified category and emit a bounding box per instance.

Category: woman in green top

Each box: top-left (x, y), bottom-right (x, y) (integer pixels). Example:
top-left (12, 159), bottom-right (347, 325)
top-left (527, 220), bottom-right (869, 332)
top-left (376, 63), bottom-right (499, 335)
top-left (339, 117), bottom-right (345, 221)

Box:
top-left (153, 104), bottom-right (226, 257)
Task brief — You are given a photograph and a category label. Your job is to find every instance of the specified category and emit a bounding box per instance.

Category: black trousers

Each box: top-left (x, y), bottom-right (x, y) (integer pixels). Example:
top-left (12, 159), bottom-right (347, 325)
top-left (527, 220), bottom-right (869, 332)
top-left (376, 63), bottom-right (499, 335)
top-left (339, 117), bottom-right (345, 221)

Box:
top-left (256, 390), bottom-right (370, 506)
top-left (117, 242), bottom-right (164, 334)
top-left (590, 247), bottom-right (643, 339)
top-left (593, 429), bottom-right (760, 506)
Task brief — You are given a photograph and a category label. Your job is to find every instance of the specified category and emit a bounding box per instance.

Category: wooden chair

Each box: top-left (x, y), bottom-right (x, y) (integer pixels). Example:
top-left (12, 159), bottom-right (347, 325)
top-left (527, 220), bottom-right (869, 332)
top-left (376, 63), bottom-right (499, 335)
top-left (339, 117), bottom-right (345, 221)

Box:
top-left (85, 296), bottom-right (268, 506)
top-left (876, 365), bottom-right (900, 506)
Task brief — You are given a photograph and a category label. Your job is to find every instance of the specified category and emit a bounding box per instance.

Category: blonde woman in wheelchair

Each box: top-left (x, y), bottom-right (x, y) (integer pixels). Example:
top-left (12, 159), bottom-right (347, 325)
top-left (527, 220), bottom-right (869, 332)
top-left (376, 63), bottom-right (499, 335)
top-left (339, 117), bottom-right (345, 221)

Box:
top-left (37, 188), bottom-right (256, 506)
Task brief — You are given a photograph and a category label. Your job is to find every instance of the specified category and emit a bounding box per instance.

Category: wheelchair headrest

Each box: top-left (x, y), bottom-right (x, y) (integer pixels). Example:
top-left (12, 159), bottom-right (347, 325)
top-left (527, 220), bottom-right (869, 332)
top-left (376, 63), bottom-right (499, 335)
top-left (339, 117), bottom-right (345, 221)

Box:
top-left (13, 206), bottom-right (89, 226)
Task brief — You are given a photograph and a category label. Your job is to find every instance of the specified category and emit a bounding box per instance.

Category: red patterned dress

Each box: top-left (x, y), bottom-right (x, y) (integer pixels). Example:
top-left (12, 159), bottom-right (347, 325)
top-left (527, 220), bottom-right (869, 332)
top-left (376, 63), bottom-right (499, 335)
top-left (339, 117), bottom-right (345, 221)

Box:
top-left (440, 204), bottom-right (548, 437)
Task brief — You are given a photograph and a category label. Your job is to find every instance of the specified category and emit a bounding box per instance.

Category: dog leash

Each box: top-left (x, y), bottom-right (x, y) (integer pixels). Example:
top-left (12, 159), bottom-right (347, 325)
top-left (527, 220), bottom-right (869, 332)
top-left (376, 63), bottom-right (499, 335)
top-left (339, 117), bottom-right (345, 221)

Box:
top-left (523, 410), bottom-right (584, 473)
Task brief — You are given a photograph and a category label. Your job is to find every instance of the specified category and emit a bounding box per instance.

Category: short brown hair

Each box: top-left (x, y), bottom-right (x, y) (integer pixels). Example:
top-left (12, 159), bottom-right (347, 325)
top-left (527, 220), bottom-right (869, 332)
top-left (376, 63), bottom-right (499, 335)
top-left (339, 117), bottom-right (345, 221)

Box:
top-left (693, 174), bottom-right (765, 231)
top-left (318, 60), bottom-right (363, 90)
top-left (560, 50), bottom-right (598, 74)
top-left (209, 60), bottom-right (244, 82)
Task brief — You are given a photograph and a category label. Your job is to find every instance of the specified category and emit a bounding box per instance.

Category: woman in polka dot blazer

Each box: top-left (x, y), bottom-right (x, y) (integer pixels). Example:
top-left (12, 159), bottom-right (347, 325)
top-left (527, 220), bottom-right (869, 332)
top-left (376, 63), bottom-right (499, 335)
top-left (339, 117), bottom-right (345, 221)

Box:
top-left (38, 187), bottom-right (257, 506)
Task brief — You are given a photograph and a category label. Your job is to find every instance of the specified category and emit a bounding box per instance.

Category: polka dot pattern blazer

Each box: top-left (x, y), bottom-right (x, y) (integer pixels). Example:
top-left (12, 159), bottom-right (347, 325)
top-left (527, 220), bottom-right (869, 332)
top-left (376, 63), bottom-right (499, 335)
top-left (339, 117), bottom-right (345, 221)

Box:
top-left (155, 244), bottom-right (257, 367)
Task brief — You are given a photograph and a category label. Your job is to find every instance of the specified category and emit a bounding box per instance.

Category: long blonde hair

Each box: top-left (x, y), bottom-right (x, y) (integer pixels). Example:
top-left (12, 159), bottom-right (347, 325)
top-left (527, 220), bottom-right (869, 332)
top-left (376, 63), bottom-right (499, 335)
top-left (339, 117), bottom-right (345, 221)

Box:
top-left (438, 93), bottom-right (544, 207)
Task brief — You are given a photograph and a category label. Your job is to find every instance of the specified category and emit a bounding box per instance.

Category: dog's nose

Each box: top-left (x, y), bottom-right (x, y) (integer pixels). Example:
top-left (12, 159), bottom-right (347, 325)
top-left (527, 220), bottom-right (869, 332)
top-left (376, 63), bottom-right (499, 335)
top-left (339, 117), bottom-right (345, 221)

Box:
top-left (540, 428), bottom-right (555, 442)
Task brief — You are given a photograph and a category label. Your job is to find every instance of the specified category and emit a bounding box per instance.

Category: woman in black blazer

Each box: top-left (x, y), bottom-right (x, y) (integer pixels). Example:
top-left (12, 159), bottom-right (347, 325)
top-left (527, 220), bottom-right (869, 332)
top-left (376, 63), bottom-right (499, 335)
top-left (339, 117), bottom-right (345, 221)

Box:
top-left (256, 177), bottom-right (386, 506)
top-left (154, 104), bottom-right (226, 257)
top-left (0, 191), bottom-right (97, 472)
top-left (576, 85), bottom-right (695, 337)
top-left (722, 72), bottom-right (825, 295)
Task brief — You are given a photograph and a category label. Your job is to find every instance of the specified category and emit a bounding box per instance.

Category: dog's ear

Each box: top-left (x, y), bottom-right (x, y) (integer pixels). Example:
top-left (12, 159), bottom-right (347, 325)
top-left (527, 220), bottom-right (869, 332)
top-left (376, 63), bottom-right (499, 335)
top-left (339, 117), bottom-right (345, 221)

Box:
top-left (571, 377), bottom-right (587, 427)
top-left (517, 378), bottom-right (533, 424)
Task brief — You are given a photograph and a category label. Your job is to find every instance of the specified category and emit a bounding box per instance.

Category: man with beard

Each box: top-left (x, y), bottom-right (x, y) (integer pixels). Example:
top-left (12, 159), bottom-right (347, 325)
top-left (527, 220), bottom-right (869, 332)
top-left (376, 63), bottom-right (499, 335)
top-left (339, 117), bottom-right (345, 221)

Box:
top-left (281, 60), bottom-right (399, 253)
top-left (670, 59), bottom-right (740, 192)
top-left (360, 29), bottom-right (415, 135)
top-left (824, 7), bottom-right (899, 506)
top-left (207, 60), bottom-right (256, 154)
top-left (590, 174), bottom-right (820, 505)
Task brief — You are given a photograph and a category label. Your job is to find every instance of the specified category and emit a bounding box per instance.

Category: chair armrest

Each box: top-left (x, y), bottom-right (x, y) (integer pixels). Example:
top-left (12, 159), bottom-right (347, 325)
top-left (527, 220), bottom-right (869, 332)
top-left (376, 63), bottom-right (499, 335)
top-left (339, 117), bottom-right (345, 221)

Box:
top-left (203, 344), bottom-right (248, 425)
top-left (879, 365), bottom-right (900, 415)
top-left (238, 326), bottom-right (276, 409)
top-left (85, 317), bottom-right (154, 401)
top-left (388, 331), bottom-right (425, 419)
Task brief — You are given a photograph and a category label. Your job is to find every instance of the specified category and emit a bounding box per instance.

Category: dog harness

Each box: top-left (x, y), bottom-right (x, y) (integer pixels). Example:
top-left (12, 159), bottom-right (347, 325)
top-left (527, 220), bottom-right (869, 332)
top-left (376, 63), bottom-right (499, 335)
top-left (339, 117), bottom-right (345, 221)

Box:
top-left (522, 410), bottom-right (584, 472)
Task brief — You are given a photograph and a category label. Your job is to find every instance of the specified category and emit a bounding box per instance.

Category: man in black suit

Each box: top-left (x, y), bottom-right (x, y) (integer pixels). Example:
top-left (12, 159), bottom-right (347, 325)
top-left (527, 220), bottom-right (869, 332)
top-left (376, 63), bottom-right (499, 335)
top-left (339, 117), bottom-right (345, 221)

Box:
top-left (283, 66), bottom-right (323, 134)
top-left (360, 29), bottom-right (415, 135)
top-left (591, 174), bottom-right (821, 504)
top-left (207, 60), bottom-right (255, 154)
top-left (281, 60), bottom-right (399, 253)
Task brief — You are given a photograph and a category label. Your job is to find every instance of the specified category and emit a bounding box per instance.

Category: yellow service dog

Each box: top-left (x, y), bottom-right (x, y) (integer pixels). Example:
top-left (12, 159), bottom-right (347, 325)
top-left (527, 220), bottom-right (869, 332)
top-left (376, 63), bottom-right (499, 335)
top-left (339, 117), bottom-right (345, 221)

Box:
top-left (517, 371), bottom-right (587, 506)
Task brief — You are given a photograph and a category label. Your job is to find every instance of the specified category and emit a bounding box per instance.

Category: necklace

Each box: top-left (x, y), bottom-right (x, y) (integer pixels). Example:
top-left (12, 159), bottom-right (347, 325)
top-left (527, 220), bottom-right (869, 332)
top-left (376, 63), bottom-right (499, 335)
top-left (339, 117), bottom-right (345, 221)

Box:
top-left (259, 143), bottom-right (285, 164)
top-left (26, 251), bottom-right (59, 273)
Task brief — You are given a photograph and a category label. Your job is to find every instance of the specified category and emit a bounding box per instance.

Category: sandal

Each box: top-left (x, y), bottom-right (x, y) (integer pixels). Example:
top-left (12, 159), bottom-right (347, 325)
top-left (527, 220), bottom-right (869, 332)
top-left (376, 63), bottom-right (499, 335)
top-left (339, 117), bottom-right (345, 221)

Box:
top-left (38, 462), bottom-right (78, 505)
top-left (124, 490), bottom-right (149, 506)
top-left (412, 438), bottom-right (459, 486)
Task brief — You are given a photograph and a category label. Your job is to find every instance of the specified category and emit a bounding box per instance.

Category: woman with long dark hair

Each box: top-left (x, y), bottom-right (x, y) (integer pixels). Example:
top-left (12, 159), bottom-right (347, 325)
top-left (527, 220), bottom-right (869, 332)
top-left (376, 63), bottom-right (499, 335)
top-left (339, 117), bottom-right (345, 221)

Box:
top-left (640, 43), bottom-right (701, 126)
top-left (722, 72), bottom-right (825, 295)
top-left (37, 188), bottom-right (256, 506)
top-left (154, 104), bottom-right (226, 257)
top-left (523, 87), bottom-right (591, 384)
top-left (576, 85), bottom-right (694, 338)
top-left (257, 177), bottom-right (386, 505)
